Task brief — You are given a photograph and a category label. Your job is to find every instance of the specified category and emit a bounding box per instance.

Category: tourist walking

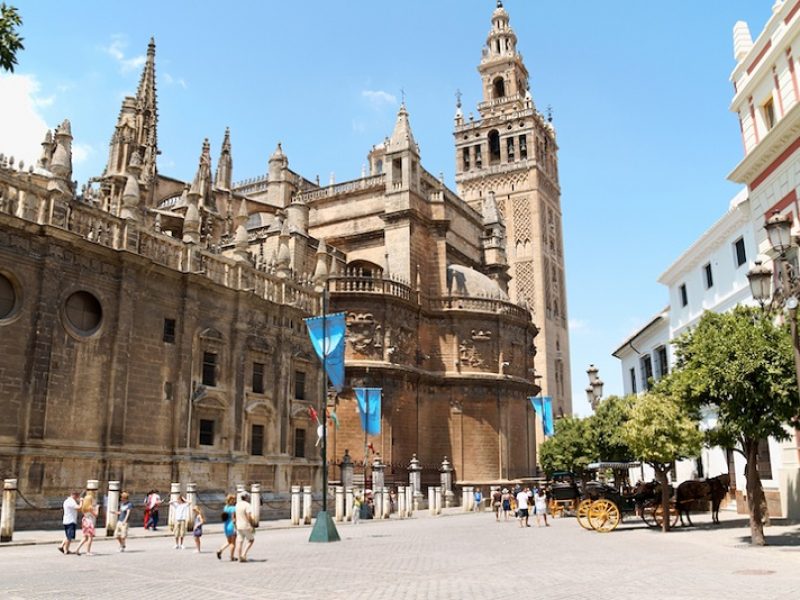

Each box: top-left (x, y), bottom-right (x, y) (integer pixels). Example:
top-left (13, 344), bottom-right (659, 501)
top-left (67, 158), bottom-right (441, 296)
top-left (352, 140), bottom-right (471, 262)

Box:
top-left (171, 495), bottom-right (190, 549)
top-left (501, 488), bottom-right (511, 521)
top-left (516, 487), bottom-right (530, 528)
top-left (534, 488), bottom-right (549, 527)
top-left (112, 491), bottom-right (132, 551)
top-left (492, 488), bottom-right (502, 521)
top-left (216, 494), bottom-right (238, 561)
top-left (352, 494), bottom-right (362, 524)
top-left (145, 489), bottom-right (162, 530)
top-left (191, 505), bottom-right (205, 553)
top-left (75, 491), bottom-right (99, 555)
top-left (58, 490), bottom-right (80, 555)
top-left (473, 488), bottom-right (483, 512)
top-left (235, 492), bottom-right (256, 562)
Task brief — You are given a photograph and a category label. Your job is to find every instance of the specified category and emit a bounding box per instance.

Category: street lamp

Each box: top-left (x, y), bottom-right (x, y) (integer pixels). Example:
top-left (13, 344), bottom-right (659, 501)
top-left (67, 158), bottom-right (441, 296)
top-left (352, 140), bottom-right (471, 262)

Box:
top-left (747, 210), bottom-right (800, 460)
top-left (586, 364), bottom-right (604, 411)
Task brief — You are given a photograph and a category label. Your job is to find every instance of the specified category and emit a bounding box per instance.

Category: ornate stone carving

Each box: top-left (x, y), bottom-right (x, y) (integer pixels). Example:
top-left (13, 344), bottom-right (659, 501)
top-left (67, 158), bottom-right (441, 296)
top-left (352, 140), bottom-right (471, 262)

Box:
top-left (346, 312), bottom-right (382, 357)
top-left (459, 337), bottom-right (484, 367)
top-left (387, 323), bottom-right (414, 363)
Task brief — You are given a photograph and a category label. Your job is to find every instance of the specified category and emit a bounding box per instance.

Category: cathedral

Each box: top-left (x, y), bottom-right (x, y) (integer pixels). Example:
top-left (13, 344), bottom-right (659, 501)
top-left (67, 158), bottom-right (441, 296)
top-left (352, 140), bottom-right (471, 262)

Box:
top-left (0, 1), bottom-right (570, 506)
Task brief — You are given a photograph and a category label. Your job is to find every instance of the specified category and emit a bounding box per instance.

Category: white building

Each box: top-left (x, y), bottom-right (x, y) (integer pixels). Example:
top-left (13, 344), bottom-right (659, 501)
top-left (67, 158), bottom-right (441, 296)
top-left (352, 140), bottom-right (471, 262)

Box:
top-left (612, 308), bottom-right (669, 397)
top-left (612, 1), bottom-right (800, 518)
top-left (728, 0), bottom-right (800, 519)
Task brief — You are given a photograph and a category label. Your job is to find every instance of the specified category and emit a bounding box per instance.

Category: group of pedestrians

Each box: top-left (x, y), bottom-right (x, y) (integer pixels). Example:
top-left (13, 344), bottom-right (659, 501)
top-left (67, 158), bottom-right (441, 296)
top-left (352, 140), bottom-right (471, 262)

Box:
top-left (58, 489), bottom-right (254, 561)
top-left (489, 486), bottom-right (550, 528)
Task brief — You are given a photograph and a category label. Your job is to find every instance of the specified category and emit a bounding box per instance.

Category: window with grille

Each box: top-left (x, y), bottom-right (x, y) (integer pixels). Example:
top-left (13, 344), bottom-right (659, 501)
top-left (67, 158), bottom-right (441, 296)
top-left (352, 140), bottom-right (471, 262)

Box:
top-left (251, 424), bottom-right (264, 456)
top-left (252, 362), bottom-right (265, 394)
top-left (199, 419), bottom-right (215, 446)
top-left (202, 352), bottom-right (217, 386)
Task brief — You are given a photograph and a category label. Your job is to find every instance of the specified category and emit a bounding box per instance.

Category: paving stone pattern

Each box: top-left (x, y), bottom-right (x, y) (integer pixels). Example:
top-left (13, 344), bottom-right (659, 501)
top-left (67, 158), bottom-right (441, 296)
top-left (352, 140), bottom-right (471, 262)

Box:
top-left (0, 511), bottom-right (798, 599)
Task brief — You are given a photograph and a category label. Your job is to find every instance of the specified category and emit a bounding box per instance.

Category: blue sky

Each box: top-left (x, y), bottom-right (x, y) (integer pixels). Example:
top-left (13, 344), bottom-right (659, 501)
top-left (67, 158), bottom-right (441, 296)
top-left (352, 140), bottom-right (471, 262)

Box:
top-left (2, 1), bottom-right (773, 414)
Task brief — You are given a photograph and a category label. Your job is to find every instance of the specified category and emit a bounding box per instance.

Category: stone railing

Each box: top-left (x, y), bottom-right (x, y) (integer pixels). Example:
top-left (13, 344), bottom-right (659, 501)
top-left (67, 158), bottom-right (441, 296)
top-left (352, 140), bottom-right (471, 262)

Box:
top-left (298, 174), bottom-right (385, 203)
top-left (0, 182), bottom-right (320, 313)
top-left (328, 271), bottom-right (414, 302)
top-left (327, 272), bottom-right (530, 321)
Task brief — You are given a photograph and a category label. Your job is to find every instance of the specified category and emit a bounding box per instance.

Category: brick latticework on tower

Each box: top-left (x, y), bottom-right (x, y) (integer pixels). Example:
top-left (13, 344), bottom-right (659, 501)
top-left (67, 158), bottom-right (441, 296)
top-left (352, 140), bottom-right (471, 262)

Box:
top-left (454, 1), bottom-right (572, 416)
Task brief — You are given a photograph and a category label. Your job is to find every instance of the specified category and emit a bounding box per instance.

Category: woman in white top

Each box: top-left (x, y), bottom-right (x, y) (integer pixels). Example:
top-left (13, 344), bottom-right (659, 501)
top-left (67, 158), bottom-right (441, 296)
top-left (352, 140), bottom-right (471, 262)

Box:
top-left (534, 488), bottom-right (549, 527)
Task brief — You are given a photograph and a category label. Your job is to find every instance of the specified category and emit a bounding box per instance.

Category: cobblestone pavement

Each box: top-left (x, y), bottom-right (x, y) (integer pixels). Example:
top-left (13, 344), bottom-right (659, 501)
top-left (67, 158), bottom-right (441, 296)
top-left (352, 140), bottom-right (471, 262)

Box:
top-left (0, 510), bottom-right (798, 599)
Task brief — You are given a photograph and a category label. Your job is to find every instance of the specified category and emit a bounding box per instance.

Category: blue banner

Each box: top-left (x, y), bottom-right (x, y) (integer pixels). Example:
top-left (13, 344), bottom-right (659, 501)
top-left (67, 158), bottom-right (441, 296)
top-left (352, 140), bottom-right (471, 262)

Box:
top-left (304, 312), bottom-right (346, 392)
top-left (530, 396), bottom-right (554, 437)
top-left (354, 387), bottom-right (382, 435)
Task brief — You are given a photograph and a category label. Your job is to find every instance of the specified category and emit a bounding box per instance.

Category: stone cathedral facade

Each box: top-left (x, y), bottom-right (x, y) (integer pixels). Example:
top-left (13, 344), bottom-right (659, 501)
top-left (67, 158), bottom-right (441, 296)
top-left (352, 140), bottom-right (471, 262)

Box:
top-left (0, 2), bottom-right (567, 506)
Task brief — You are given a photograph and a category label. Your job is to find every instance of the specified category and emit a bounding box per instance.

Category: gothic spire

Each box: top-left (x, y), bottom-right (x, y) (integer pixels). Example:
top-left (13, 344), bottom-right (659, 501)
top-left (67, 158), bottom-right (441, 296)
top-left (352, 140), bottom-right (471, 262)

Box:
top-left (215, 127), bottom-right (233, 190)
top-left (386, 102), bottom-right (419, 155)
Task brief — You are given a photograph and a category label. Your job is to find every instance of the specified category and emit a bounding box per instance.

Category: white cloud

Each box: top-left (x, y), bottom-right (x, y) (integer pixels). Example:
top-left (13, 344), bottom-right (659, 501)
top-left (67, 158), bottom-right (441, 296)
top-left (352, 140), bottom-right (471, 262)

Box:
top-left (361, 89), bottom-right (397, 109)
top-left (568, 318), bottom-right (587, 332)
top-left (163, 72), bottom-right (188, 89)
top-left (105, 35), bottom-right (146, 73)
top-left (0, 74), bottom-right (52, 167)
top-left (72, 143), bottom-right (93, 165)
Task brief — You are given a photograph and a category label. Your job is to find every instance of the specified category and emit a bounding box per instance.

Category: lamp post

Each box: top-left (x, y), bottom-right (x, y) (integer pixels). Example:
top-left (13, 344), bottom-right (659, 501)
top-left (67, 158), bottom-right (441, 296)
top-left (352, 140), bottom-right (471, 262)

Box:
top-left (586, 364), bottom-right (604, 411)
top-left (747, 210), bottom-right (800, 465)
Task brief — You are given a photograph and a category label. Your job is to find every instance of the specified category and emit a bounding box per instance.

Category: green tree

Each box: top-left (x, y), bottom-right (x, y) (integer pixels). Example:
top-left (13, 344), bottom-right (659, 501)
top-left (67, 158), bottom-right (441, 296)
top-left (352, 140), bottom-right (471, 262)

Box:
top-left (591, 395), bottom-right (636, 488)
top-left (538, 416), bottom-right (596, 480)
top-left (669, 306), bottom-right (799, 545)
top-left (0, 3), bottom-right (23, 72)
top-left (623, 391), bottom-right (702, 532)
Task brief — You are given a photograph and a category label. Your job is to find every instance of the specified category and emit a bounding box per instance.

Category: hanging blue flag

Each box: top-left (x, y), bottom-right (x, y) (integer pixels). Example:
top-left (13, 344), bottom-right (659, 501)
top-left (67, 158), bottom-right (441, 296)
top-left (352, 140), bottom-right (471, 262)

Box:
top-left (529, 396), bottom-right (554, 437)
top-left (304, 312), bottom-right (346, 392)
top-left (354, 387), bottom-right (382, 435)
top-left (542, 396), bottom-right (554, 437)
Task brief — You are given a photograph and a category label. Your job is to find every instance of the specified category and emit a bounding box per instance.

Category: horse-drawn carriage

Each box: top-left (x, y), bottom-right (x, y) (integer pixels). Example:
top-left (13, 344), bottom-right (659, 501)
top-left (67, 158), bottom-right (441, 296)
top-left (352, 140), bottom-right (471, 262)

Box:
top-left (547, 463), bottom-right (731, 533)
top-left (547, 462), bottom-right (677, 532)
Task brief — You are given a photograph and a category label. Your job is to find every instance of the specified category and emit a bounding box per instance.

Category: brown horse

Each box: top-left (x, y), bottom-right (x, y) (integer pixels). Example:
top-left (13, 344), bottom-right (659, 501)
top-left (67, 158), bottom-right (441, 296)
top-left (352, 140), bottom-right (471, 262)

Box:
top-left (675, 474), bottom-right (730, 526)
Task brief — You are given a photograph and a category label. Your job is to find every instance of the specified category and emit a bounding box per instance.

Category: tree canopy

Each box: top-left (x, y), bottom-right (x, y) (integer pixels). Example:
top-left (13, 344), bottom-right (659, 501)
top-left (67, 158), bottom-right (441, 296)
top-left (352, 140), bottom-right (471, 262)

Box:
top-left (538, 416), bottom-right (595, 478)
top-left (670, 305), bottom-right (798, 446)
top-left (592, 394), bottom-right (635, 464)
top-left (0, 3), bottom-right (23, 72)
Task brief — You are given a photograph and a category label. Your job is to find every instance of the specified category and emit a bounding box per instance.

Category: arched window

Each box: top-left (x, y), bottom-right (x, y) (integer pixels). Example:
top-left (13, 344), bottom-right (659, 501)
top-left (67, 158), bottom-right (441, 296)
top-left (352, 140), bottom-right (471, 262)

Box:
top-left (488, 130), bottom-right (501, 164)
top-left (493, 76), bottom-right (505, 99)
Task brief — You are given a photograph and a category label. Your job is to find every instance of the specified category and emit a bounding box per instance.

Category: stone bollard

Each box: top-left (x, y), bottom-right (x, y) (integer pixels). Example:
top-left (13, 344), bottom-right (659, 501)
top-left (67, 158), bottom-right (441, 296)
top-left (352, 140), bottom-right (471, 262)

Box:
top-left (105, 481), bottom-right (120, 537)
top-left (345, 487), bottom-right (353, 522)
top-left (408, 454), bottom-right (423, 512)
top-left (302, 485), bottom-right (312, 525)
top-left (382, 487), bottom-right (391, 518)
top-left (434, 486), bottom-right (442, 515)
top-left (335, 486), bottom-right (344, 522)
top-left (236, 483), bottom-right (246, 497)
top-left (440, 456), bottom-right (454, 508)
top-left (341, 450), bottom-right (354, 491)
top-left (428, 487), bottom-right (436, 514)
top-left (186, 483), bottom-right (197, 526)
top-left (290, 485), bottom-right (301, 525)
top-left (250, 483), bottom-right (261, 527)
top-left (374, 487), bottom-right (383, 519)
top-left (406, 485), bottom-right (413, 517)
top-left (397, 485), bottom-right (406, 518)
top-left (168, 482), bottom-right (181, 531)
top-left (466, 486), bottom-right (475, 511)
top-left (1, 479), bottom-right (18, 542)
top-left (462, 487), bottom-right (469, 511)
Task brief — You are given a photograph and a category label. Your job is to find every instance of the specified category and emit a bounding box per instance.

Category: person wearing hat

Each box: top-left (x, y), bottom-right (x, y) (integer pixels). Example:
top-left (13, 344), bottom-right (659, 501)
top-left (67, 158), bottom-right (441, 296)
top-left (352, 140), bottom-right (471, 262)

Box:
top-left (492, 488), bottom-right (503, 521)
top-left (501, 488), bottom-right (512, 521)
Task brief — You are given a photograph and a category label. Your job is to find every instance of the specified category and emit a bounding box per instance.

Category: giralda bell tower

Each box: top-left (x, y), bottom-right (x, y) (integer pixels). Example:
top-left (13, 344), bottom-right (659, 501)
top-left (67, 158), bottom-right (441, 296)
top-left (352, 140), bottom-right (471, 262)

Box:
top-left (454, 1), bottom-right (572, 415)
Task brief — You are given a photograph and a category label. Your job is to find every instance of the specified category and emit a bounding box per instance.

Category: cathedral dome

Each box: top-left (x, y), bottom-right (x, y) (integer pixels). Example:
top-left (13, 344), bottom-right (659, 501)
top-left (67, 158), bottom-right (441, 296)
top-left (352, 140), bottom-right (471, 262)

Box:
top-left (446, 264), bottom-right (508, 301)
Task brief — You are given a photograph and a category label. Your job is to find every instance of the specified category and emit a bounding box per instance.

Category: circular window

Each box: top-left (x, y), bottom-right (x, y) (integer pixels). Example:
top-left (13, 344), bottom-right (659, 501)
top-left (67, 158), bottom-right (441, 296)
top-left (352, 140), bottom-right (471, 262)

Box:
top-left (65, 291), bottom-right (103, 336)
top-left (0, 273), bottom-right (16, 319)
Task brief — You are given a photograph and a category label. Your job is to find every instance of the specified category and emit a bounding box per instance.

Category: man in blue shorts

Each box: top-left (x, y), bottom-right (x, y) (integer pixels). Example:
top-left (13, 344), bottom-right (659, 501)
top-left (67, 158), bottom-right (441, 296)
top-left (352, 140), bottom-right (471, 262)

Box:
top-left (59, 490), bottom-right (80, 555)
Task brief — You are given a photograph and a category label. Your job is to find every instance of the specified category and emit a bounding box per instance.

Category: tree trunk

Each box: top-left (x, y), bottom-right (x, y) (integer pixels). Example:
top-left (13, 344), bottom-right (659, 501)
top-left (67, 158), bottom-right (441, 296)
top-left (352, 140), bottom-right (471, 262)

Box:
top-left (744, 439), bottom-right (766, 546)
top-left (655, 467), bottom-right (670, 533)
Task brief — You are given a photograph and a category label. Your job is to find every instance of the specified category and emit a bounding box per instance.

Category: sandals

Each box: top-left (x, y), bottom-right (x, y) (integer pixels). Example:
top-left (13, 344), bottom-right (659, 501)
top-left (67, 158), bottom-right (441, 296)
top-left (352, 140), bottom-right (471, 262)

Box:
top-left (216, 550), bottom-right (222, 560)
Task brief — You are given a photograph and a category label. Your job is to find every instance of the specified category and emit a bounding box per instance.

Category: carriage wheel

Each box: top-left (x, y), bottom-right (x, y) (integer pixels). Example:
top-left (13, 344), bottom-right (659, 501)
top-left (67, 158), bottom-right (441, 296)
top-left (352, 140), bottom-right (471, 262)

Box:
top-left (588, 499), bottom-right (620, 533)
top-left (641, 504), bottom-right (659, 528)
top-left (653, 504), bottom-right (680, 529)
top-left (576, 499), bottom-right (593, 530)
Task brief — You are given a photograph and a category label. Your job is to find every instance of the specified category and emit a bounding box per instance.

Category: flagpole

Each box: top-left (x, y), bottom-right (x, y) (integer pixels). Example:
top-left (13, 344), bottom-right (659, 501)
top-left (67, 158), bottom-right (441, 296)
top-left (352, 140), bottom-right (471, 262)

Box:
top-left (321, 286), bottom-right (328, 515)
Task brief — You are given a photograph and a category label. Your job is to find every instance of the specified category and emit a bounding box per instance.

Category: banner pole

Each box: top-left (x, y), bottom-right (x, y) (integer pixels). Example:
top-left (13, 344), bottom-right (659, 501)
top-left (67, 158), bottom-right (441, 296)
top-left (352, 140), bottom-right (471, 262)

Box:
top-left (322, 286), bottom-right (328, 515)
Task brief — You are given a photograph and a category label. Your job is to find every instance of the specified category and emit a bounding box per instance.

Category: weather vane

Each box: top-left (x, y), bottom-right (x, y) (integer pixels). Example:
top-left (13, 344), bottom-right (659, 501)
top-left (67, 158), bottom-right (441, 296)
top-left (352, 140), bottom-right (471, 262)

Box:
top-left (455, 89), bottom-right (462, 107)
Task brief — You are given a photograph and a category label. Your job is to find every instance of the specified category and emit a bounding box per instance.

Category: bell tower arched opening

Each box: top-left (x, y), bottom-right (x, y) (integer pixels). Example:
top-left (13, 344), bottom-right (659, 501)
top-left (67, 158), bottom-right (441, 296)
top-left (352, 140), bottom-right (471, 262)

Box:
top-left (493, 76), bottom-right (505, 99)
